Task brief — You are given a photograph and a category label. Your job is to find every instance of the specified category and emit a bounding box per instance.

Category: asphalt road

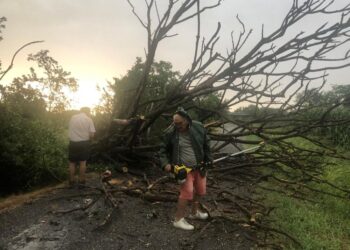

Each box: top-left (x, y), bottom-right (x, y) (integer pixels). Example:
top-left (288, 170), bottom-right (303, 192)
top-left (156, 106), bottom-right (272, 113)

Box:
top-left (211, 123), bottom-right (241, 154)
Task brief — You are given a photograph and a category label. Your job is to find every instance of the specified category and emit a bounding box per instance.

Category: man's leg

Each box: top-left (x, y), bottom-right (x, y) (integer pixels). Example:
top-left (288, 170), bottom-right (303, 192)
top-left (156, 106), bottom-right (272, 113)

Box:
top-left (191, 194), bottom-right (202, 214)
top-left (68, 162), bottom-right (76, 185)
top-left (173, 198), bottom-right (194, 230)
top-left (172, 173), bottom-right (195, 230)
top-left (175, 198), bottom-right (188, 221)
top-left (176, 172), bottom-right (194, 221)
top-left (190, 171), bottom-right (208, 219)
top-left (79, 161), bottom-right (87, 184)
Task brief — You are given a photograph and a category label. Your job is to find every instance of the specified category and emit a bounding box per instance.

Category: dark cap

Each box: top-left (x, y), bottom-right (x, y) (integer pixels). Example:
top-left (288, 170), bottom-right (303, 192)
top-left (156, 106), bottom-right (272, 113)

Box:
top-left (174, 107), bottom-right (192, 125)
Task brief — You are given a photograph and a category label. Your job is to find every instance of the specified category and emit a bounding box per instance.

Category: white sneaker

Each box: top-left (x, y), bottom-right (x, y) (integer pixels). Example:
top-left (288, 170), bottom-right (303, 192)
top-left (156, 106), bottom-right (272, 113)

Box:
top-left (173, 218), bottom-right (194, 230)
top-left (188, 210), bottom-right (209, 220)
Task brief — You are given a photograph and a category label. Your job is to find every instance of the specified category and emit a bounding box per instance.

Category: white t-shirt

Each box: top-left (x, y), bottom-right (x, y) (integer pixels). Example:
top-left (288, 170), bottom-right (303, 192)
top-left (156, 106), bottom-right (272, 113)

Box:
top-left (68, 112), bottom-right (96, 142)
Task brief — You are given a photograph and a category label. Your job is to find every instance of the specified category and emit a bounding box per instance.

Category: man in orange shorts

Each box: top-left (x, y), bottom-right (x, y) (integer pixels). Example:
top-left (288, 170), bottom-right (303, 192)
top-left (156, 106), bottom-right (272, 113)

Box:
top-left (159, 107), bottom-right (212, 230)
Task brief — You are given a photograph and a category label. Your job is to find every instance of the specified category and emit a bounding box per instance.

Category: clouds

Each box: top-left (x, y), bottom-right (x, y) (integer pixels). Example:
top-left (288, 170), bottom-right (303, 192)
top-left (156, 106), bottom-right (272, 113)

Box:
top-left (1, 0), bottom-right (291, 75)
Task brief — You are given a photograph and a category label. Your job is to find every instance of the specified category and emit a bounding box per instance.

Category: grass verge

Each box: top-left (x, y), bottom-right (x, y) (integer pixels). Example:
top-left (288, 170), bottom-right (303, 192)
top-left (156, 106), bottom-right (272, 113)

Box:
top-left (261, 138), bottom-right (350, 249)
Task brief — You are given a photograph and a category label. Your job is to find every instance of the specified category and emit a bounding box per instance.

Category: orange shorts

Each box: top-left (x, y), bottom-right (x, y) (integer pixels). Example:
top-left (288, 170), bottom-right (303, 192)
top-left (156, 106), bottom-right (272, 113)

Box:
top-left (179, 170), bottom-right (206, 200)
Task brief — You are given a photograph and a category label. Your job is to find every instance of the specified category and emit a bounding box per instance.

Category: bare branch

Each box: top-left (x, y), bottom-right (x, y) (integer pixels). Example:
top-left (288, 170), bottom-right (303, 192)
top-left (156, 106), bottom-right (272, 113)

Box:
top-left (0, 40), bottom-right (44, 82)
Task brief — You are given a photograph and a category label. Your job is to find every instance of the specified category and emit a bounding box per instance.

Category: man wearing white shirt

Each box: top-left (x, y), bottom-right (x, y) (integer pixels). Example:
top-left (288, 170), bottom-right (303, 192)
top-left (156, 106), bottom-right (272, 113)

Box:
top-left (68, 107), bottom-right (96, 187)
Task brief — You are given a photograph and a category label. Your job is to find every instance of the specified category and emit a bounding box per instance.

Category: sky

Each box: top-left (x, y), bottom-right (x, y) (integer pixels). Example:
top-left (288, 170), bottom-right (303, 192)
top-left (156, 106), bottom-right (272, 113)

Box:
top-left (0, 0), bottom-right (349, 109)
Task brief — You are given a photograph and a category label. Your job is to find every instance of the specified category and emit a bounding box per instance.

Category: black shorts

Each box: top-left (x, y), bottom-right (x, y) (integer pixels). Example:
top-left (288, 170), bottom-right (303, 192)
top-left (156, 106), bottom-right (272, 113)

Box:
top-left (68, 140), bottom-right (91, 162)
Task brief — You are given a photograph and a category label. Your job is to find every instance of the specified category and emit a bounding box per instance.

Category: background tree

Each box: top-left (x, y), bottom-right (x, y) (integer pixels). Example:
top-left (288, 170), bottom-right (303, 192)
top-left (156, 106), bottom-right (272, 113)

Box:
top-left (0, 19), bottom-right (78, 194)
top-left (26, 50), bottom-right (78, 112)
top-left (112, 57), bottom-right (181, 119)
top-left (294, 85), bottom-right (350, 149)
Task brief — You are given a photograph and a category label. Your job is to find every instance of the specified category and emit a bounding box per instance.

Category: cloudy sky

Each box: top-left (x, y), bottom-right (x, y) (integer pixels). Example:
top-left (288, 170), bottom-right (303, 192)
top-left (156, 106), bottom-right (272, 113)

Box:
top-left (1, 0), bottom-right (348, 108)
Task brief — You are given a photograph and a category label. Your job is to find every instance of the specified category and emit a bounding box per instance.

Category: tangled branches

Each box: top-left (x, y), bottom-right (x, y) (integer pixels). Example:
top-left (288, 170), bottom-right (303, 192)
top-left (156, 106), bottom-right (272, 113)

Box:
top-left (93, 1), bottom-right (350, 246)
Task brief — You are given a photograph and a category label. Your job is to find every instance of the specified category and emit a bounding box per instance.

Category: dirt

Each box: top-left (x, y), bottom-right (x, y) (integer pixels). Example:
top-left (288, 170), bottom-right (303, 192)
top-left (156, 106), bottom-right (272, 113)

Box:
top-left (0, 170), bottom-right (258, 250)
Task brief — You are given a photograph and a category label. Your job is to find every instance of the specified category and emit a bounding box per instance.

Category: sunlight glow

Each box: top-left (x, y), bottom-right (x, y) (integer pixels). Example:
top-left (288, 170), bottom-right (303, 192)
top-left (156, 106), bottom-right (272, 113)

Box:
top-left (68, 79), bottom-right (103, 110)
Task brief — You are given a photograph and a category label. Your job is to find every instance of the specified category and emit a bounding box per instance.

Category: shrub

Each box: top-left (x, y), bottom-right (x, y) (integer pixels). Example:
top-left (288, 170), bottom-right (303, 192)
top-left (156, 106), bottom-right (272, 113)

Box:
top-left (0, 103), bottom-right (67, 196)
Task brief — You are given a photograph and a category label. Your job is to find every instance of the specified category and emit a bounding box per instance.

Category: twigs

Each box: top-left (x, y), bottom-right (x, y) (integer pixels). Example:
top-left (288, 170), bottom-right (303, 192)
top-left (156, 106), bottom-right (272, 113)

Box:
top-left (93, 207), bottom-right (118, 231)
top-left (53, 196), bottom-right (101, 214)
top-left (147, 175), bottom-right (172, 190)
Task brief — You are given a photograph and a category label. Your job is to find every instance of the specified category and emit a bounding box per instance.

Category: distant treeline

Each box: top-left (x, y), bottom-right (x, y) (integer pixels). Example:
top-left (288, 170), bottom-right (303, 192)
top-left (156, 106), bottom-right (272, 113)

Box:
top-left (233, 85), bottom-right (350, 149)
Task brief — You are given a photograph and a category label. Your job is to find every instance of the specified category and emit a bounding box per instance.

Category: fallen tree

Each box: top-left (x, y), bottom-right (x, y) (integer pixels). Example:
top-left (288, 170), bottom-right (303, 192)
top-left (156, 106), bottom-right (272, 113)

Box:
top-left (89, 0), bottom-right (350, 247)
top-left (95, 0), bottom-right (350, 195)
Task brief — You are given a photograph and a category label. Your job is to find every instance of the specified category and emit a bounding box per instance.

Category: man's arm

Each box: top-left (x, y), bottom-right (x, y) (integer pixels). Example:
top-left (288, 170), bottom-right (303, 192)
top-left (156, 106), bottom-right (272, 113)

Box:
top-left (112, 118), bottom-right (131, 125)
top-left (203, 128), bottom-right (213, 163)
top-left (89, 132), bottom-right (95, 140)
top-left (89, 117), bottom-right (96, 140)
top-left (113, 116), bottom-right (145, 126)
top-left (159, 133), bottom-right (172, 171)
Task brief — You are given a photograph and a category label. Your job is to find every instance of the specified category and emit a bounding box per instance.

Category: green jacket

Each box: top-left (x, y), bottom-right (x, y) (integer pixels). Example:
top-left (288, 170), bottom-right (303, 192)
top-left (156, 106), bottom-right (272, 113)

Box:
top-left (159, 120), bottom-right (212, 169)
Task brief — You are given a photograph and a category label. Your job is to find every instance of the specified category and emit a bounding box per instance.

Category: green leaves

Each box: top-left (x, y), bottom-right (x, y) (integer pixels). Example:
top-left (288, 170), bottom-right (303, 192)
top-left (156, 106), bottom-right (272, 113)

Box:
top-left (26, 50), bottom-right (78, 112)
top-left (0, 16), bottom-right (6, 42)
top-left (0, 103), bottom-right (67, 195)
top-left (296, 85), bottom-right (350, 149)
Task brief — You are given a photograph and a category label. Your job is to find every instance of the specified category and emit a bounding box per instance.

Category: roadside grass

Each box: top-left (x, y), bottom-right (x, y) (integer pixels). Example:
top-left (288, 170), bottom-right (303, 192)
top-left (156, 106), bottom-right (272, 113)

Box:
top-left (259, 137), bottom-right (350, 249)
top-left (0, 172), bottom-right (100, 213)
top-left (0, 183), bottom-right (65, 213)
top-left (265, 176), bottom-right (350, 249)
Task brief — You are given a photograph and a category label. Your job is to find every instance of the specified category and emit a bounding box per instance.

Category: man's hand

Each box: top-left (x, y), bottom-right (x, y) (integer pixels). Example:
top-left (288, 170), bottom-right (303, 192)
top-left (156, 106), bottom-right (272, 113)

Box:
top-left (129, 115), bottom-right (145, 126)
top-left (164, 164), bottom-right (172, 172)
top-left (199, 161), bottom-right (213, 177)
top-left (200, 161), bottom-right (212, 169)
